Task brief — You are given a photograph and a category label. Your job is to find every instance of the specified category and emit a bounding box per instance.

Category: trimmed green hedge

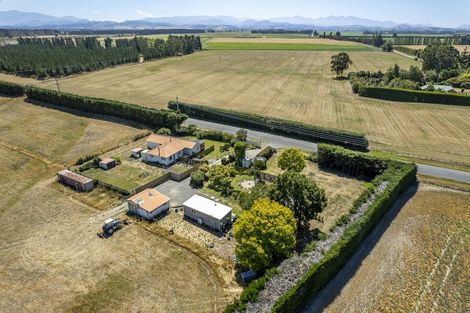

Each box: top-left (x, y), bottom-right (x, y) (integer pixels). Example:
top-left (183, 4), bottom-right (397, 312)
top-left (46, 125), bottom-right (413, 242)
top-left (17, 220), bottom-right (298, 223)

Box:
top-left (358, 86), bottom-right (470, 106)
top-left (0, 80), bottom-right (25, 96)
top-left (168, 101), bottom-right (369, 151)
top-left (270, 144), bottom-right (417, 313)
top-left (25, 87), bottom-right (187, 129)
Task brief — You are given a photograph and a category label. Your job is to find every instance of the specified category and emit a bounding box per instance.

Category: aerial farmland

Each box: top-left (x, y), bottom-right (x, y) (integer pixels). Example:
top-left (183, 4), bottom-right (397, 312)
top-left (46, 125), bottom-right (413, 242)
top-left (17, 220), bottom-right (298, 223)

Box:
top-left (1, 3), bottom-right (470, 313)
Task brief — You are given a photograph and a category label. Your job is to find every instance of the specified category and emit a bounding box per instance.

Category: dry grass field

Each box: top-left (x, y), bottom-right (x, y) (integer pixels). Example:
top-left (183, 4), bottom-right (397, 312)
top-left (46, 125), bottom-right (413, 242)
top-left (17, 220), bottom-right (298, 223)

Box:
top-left (9, 49), bottom-right (464, 168)
top-left (208, 37), bottom-right (361, 45)
top-left (324, 184), bottom-right (470, 313)
top-left (265, 150), bottom-right (366, 233)
top-left (0, 96), bottom-right (237, 313)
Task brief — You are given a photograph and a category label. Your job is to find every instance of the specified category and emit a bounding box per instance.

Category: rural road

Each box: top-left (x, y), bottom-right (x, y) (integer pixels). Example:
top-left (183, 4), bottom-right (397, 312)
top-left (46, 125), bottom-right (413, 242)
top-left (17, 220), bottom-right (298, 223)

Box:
top-left (184, 118), bottom-right (470, 183)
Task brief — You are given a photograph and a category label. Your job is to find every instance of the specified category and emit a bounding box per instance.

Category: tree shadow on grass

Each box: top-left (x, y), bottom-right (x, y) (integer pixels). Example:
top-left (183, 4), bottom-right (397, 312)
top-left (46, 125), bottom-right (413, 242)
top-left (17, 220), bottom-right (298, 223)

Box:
top-left (299, 183), bottom-right (418, 313)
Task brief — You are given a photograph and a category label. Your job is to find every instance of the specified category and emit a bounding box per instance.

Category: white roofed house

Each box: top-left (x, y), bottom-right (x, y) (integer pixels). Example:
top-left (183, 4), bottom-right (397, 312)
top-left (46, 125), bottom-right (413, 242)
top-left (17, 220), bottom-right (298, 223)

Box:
top-left (127, 189), bottom-right (171, 220)
top-left (142, 134), bottom-right (203, 166)
top-left (183, 195), bottom-right (233, 231)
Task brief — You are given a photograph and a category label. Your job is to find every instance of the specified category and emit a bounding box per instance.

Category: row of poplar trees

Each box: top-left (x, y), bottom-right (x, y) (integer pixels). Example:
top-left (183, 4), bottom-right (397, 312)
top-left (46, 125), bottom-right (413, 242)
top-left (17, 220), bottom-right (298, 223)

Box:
top-left (0, 35), bottom-right (202, 78)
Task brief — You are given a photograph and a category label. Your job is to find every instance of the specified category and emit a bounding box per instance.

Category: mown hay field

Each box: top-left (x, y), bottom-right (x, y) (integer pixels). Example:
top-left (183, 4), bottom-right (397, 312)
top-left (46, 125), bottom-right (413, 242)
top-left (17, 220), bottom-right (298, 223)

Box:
top-left (0, 96), bottom-right (235, 313)
top-left (324, 184), bottom-right (470, 313)
top-left (3, 48), bottom-right (470, 168)
top-left (206, 37), bottom-right (372, 51)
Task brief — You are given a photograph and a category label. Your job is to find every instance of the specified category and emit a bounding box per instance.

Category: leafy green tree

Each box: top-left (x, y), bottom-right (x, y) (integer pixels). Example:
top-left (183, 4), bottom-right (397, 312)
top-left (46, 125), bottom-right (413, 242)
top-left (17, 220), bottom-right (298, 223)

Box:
top-left (238, 183), bottom-right (272, 210)
top-left (278, 148), bottom-right (306, 172)
top-left (273, 171), bottom-right (327, 229)
top-left (207, 165), bottom-right (235, 196)
top-left (421, 42), bottom-right (460, 72)
top-left (190, 170), bottom-right (205, 188)
top-left (330, 52), bottom-right (353, 77)
top-left (460, 47), bottom-right (470, 69)
top-left (236, 128), bottom-right (248, 142)
top-left (382, 41), bottom-right (393, 52)
top-left (408, 65), bottom-right (425, 83)
top-left (234, 141), bottom-right (247, 167)
top-left (234, 198), bottom-right (296, 271)
top-left (156, 127), bottom-right (171, 135)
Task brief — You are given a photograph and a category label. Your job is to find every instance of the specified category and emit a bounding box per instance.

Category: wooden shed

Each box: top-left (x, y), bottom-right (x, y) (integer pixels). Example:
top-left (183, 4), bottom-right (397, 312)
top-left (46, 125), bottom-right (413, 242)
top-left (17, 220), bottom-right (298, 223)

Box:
top-left (57, 170), bottom-right (94, 192)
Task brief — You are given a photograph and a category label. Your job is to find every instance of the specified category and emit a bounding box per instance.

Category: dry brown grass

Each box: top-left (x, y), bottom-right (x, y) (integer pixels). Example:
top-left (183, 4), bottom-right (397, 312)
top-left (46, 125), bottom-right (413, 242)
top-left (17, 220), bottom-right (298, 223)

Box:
top-left (5, 49), bottom-right (466, 168)
top-left (0, 97), bottom-right (144, 165)
top-left (0, 97), bottom-right (236, 312)
top-left (265, 149), bottom-right (366, 233)
top-left (324, 185), bottom-right (470, 313)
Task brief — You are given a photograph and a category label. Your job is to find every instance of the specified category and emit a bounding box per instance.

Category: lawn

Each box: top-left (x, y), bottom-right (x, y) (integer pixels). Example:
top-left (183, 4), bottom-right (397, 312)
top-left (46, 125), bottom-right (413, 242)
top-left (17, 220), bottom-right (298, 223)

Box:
top-left (3, 47), bottom-right (469, 168)
top-left (203, 139), bottom-right (232, 160)
top-left (324, 184), bottom-right (470, 313)
top-left (81, 163), bottom-right (165, 193)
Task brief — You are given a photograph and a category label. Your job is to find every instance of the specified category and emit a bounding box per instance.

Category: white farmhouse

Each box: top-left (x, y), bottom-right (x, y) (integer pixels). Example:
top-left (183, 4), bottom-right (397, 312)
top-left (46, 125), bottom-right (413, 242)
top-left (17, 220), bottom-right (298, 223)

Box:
top-left (183, 195), bottom-right (233, 231)
top-left (127, 189), bottom-right (171, 220)
top-left (141, 134), bottom-right (203, 166)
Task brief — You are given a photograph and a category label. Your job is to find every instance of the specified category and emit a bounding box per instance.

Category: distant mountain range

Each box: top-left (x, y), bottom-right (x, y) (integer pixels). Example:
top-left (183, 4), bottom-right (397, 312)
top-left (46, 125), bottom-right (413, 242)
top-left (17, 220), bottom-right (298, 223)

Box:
top-left (0, 10), bottom-right (468, 31)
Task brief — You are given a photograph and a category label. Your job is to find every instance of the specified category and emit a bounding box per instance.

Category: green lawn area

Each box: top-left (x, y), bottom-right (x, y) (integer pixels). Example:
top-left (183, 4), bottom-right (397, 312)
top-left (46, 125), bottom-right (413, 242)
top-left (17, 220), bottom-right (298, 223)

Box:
top-left (207, 42), bottom-right (373, 51)
top-left (82, 164), bottom-right (165, 193)
top-left (202, 139), bottom-right (232, 160)
top-left (170, 164), bottom-right (192, 174)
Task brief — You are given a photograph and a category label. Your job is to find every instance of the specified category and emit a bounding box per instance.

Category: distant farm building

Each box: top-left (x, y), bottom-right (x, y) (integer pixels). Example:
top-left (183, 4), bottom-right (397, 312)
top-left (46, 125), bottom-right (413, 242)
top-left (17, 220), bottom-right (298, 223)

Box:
top-left (127, 189), bottom-right (171, 220)
top-left (99, 158), bottom-right (116, 170)
top-left (183, 195), bottom-right (233, 231)
top-left (57, 170), bottom-right (94, 192)
top-left (142, 134), bottom-right (203, 166)
top-left (131, 147), bottom-right (143, 158)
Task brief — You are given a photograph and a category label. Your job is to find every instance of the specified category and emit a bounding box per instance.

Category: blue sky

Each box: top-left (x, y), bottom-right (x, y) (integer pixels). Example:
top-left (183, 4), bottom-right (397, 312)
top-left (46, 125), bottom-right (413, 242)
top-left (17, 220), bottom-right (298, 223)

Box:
top-left (0, 0), bottom-right (468, 27)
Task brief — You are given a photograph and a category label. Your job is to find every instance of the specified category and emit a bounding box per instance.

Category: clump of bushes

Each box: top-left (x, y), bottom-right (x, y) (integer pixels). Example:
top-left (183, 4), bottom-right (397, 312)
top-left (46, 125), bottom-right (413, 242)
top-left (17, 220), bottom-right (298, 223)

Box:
top-left (190, 170), bottom-right (205, 188)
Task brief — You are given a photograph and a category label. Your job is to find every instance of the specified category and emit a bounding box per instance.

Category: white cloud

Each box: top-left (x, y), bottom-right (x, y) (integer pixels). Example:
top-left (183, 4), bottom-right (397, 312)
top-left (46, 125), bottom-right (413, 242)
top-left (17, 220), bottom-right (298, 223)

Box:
top-left (136, 10), bottom-right (153, 18)
top-left (92, 10), bottom-right (100, 14)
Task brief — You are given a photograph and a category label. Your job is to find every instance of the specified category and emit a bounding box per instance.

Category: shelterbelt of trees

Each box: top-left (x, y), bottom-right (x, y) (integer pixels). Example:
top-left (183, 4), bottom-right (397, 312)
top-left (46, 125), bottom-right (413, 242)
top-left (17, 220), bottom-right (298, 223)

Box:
top-left (0, 35), bottom-right (202, 78)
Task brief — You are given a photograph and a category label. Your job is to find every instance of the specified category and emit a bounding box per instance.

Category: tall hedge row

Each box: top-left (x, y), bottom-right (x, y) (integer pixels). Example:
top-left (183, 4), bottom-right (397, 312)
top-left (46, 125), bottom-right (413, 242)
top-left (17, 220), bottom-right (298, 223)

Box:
top-left (169, 101), bottom-right (369, 151)
top-left (0, 80), bottom-right (25, 96)
top-left (25, 87), bottom-right (187, 129)
top-left (270, 144), bottom-right (417, 313)
top-left (358, 86), bottom-right (470, 106)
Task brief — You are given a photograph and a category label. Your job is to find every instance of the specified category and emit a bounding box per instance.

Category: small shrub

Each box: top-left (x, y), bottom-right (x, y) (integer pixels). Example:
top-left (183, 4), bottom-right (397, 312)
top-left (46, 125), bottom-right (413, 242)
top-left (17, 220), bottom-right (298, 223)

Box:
top-left (190, 170), bottom-right (205, 188)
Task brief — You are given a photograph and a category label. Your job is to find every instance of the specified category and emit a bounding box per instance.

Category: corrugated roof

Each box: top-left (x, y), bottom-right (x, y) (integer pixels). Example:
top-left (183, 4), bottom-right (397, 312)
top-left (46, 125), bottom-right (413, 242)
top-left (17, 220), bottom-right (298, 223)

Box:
top-left (127, 189), bottom-right (170, 213)
top-left (183, 195), bottom-right (233, 220)
top-left (145, 134), bottom-right (199, 158)
top-left (57, 170), bottom-right (93, 184)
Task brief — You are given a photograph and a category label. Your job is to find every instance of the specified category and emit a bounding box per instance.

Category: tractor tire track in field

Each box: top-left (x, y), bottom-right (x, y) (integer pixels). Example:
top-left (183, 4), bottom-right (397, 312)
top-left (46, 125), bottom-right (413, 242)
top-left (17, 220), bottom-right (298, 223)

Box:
top-left (412, 232), bottom-right (458, 313)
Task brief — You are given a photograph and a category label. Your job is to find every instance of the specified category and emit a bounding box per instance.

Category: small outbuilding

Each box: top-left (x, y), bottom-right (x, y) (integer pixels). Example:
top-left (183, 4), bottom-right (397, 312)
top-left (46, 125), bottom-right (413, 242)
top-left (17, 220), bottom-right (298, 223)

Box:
top-left (183, 195), bottom-right (233, 231)
top-left (131, 148), bottom-right (143, 158)
top-left (99, 158), bottom-right (116, 170)
top-left (127, 189), bottom-right (171, 220)
top-left (57, 169), bottom-right (94, 192)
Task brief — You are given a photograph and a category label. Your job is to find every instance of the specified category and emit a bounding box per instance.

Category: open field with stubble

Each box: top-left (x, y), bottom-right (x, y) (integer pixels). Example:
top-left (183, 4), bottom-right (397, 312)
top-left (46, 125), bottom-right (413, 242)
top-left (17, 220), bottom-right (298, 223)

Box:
top-left (0, 96), bottom-right (236, 313)
top-left (323, 184), bottom-right (470, 313)
top-left (16, 49), bottom-right (469, 168)
top-left (397, 44), bottom-right (470, 52)
top-left (206, 37), bottom-right (372, 51)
